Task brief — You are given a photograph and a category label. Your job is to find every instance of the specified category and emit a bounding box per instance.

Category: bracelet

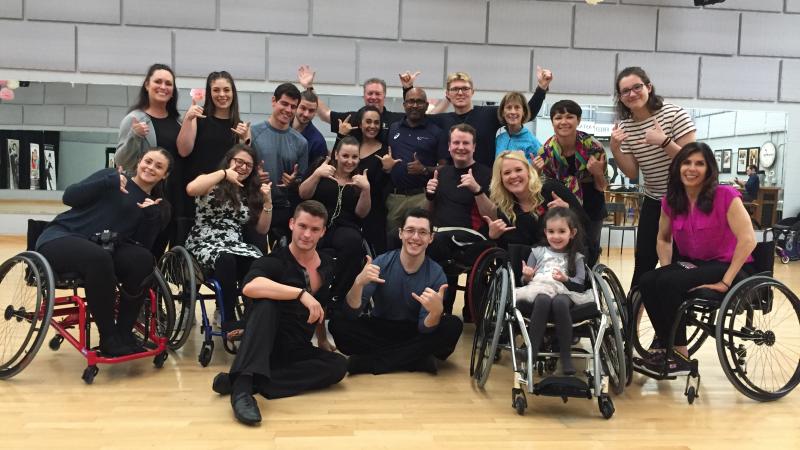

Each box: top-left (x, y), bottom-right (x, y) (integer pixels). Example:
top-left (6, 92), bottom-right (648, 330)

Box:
top-left (660, 136), bottom-right (672, 148)
top-left (296, 288), bottom-right (305, 301)
top-left (721, 280), bottom-right (730, 288)
top-left (220, 169), bottom-right (227, 181)
top-left (262, 206), bottom-right (272, 213)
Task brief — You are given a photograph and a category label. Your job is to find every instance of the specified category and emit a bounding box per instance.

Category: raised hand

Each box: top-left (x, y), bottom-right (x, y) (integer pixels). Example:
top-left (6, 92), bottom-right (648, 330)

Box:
top-left (532, 155), bottom-right (545, 172)
top-left (257, 160), bottom-right (270, 184)
top-left (185, 98), bottom-right (206, 121)
top-left (118, 166), bottom-right (129, 194)
top-left (260, 182), bottom-right (272, 203)
top-left (224, 168), bottom-right (244, 187)
top-left (279, 164), bottom-right (300, 187)
top-left (356, 255), bottom-right (385, 286)
top-left (587, 153), bottom-right (605, 176)
top-left (426, 169), bottom-right (439, 195)
top-left (411, 284), bottom-right (447, 316)
top-left (547, 191), bottom-right (569, 209)
top-left (610, 123), bottom-right (628, 152)
top-left (298, 290), bottom-right (324, 324)
top-left (399, 70), bottom-right (421, 88)
top-left (521, 261), bottom-right (535, 283)
top-left (457, 168), bottom-right (481, 194)
top-left (536, 65), bottom-right (554, 90)
top-left (137, 197), bottom-right (163, 209)
top-left (297, 64), bottom-right (315, 89)
top-left (642, 119), bottom-right (668, 147)
top-left (407, 152), bottom-right (426, 175)
top-left (377, 146), bottom-right (402, 172)
top-left (337, 114), bottom-right (357, 136)
top-left (350, 169), bottom-right (370, 190)
top-left (231, 121), bottom-right (250, 141)
top-left (131, 117), bottom-right (149, 138)
top-left (314, 156), bottom-right (336, 181)
top-left (482, 215), bottom-right (516, 240)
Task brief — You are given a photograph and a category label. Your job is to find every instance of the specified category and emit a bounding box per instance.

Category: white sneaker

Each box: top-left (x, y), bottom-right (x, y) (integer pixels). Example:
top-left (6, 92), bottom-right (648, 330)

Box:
top-left (213, 308), bottom-right (222, 328)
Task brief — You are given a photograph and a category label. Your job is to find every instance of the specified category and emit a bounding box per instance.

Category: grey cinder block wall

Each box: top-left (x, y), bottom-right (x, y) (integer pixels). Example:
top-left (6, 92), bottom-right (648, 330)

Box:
top-left (1, 0), bottom-right (800, 214)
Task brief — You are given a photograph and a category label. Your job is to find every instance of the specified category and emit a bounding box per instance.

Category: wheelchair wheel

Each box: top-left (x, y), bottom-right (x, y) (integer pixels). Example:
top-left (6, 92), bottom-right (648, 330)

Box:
top-left (716, 276), bottom-right (800, 401)
top-left (466, 247), bottom-right (507, 326)
top-left (133, 269), bottom-right (175, 348)
top-left (593, 269), bottom-right (627, 393)
top-left (474, 262), bottom-right (512, 388)
top-left (632, 288), bottom-right (713, 359)
top-left (158, 246), bottom-right (197, 350)
top-left (0, 252), bottom-right (55, 380)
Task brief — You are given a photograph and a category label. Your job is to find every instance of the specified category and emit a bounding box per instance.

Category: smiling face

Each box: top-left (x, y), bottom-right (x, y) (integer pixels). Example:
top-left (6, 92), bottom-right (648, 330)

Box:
top-left (145, 69), bottom-right (175, 105)
top-left (360, 110), bottom-right (381, 140)
top-left (399, 216), bottom-right (433, 258)
top-left (449, 128), bottom-right (476, 168)
top-left (363, 82), bottom-right (386, 111)
top-left (544, 216), bottom-right (576, 251)
top-left (500, 158), bottom-right (530, 198)
top-left (680, 151), bottom-right (708, 190)
top-left (503, 101), bottom-right (525, 128)
top-left (209, 77), bottom-right (233, 111)
top-left (290, 211), bottom-right (326, 251)
top-left (446, 79), bottom-right (473, 110)
top-left (295, 99), bottom-right (317, 126)
top-left (335, 143), bottom-right (360, 176)
top-left (271, 94), bottom-right (299, 128)
top-left (136, 150), bottom-right (170, 185)
top-left (617, 74), bottom-right (651, 114)
top-left (551, 111), bottom-right (580, 141)
top-left (403, 88), bottom-right (428, 123)
top-left (228, 150), bottom-right (254, 182)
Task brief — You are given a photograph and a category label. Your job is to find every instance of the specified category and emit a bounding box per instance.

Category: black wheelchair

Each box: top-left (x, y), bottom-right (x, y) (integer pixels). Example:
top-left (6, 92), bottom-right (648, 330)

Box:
top-left (631, 230), bottom-right (800, 403)
top-left (469, 244), bottom-right (628, 419)
top-left (0, 220), bottom-right (172, 384)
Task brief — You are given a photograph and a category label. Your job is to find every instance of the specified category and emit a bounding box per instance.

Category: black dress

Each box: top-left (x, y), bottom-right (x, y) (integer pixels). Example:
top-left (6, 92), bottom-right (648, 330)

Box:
top-left (357, 144), bottom-right (390, 254)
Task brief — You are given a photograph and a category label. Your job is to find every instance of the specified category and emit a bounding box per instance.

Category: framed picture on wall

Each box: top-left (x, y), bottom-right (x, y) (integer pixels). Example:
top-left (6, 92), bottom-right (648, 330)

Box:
top-left (105, 147), bottom-right (116, 168)
top-left (721, 149), bottom-right (732, 174)
top-left (748, 147), bottom-right (760, 170)
top-left (737, 148), bottom-right (748, 174)
top-left (714, 150), bottom-right (722, 169)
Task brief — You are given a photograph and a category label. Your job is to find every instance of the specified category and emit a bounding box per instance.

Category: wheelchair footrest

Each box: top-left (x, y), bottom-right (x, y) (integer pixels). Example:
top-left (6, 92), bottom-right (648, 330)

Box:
top-left (533, 376), bottom-right (592, 399)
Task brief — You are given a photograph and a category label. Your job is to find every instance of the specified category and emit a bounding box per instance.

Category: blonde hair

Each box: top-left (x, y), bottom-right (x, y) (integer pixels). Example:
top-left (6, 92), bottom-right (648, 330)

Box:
top-left (446, 72), bottom-right (473, 90)
top-left (490, 151), bottom-right (544, 225)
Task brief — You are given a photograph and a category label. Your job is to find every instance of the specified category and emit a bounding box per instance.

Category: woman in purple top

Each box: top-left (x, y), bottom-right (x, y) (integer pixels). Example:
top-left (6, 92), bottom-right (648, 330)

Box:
top-left (638, 142), bottom-right (755, 374)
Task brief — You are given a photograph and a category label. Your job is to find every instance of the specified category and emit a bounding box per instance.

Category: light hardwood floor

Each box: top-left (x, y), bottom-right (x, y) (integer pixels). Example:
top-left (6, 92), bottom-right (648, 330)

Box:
top-left (1, 235), bottom-right (799, 450)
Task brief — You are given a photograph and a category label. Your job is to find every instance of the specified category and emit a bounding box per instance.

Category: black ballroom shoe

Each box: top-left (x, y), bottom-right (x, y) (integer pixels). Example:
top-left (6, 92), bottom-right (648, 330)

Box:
top-left (212, 372), bottom-right (232, 395)
top-left (231, 391), bottom-right (262, 426)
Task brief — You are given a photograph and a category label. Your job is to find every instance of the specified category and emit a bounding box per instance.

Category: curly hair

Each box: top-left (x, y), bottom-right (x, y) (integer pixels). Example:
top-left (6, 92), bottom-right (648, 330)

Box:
top-left (666, 142), bottom-right (718, 216)
top-left (490, 151), bottom-right (544, 225)
top-left (214, 144), bottom-right (264, 223)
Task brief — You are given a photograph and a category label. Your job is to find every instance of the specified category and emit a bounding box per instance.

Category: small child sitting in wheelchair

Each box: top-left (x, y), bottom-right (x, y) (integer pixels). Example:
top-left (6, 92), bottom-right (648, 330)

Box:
top-left (515, 207), bottom-right (593, 376)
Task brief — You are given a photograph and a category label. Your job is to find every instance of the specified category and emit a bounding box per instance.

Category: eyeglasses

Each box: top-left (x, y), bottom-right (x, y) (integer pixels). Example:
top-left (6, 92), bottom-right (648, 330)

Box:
top-left (401, 228), bottom-right (431, 238)
top-left (447, 86), bottom-right (472, 94)
top-left (404, 99), bottom-right (427, 106)
top-left (619, 83), bottom-right (646, 98)
top-left (232, 157), bottom-right (254, 170)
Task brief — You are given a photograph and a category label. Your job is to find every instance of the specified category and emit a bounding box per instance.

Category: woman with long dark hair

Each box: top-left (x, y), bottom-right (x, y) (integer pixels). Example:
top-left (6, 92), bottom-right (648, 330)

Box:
top-left (117, 63), bottom-right (182, 255)
top-left (36, 148), bottom-right (173, 356)
top-left (610, 66), bottom-right (696, 288)
top-left (184, 144), bottom-right (272, 331)
top-left (637, 142), bottom-right (755, 374)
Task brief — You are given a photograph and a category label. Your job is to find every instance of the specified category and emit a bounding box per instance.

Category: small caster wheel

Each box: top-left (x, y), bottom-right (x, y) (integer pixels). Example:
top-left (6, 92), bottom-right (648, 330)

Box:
top-left (198, 342), bottom-right (214, 367)
top-left (686, 386), bottom-right (697, 404)
top-left (598, 395), bottom-right (615, 419)
top-left (493, 351), bottom-right (501, 363)
top-left (82, 365), bottom-right (99, 385)
top-left (49, 334), bottom-right (64, 351)
top-left (781, 255), bottom-right (790, 264)
top-left (546, 358), bottom-right (558, 374)
top-left (536, 361), bottom-right (545, 377)
top-left (153, 351), bottom-right (168, 368)
top-left (512, 391), bottom-right (527, 416)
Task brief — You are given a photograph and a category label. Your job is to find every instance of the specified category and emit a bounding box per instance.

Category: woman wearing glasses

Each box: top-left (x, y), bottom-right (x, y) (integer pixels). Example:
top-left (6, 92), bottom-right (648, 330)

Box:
top-left (184, 145), bottom-right (272, 333)
top-left (610, 66), bottom-right (696, 288)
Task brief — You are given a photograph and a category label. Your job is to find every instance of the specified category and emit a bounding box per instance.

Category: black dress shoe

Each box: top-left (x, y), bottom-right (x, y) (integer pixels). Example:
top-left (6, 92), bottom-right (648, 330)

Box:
top-left (231, 392), bottom-right (262, 425)
top-left (212, 372), bottom-right (232, 395)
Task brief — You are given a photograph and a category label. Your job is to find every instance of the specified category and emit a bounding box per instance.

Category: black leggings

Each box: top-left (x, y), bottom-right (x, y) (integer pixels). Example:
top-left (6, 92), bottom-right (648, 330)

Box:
top-left (527, 294), bottom-right (575, 373)
top-left (213, 253), bottom-right (256, 324)
top-left (319, 225), bottom-right (366, 301)
top-left (38, 236), bottom-right (154, 339)
top-left (631, 196), bottom-right (662, 289)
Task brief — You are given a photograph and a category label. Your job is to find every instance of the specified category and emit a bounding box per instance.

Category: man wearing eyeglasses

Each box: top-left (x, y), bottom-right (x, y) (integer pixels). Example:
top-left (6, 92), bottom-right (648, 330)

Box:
top-left (384, 87), bottom-right (449, 239)
top-left (329, 208), bottom-right (463, 375)
top-left (427, 67), bottom-right (553, 168)
top-left (251, 83), bottom-right (309, 241)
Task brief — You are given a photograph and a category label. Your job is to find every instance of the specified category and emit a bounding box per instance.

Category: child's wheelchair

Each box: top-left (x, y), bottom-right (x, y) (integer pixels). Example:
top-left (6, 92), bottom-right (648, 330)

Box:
top-left (631, 230), bottom-right (800, 403)
top-left (774, 216), bottom-right (800, 264)
top-left (469, 244), bottom-right (628, 419)
top-left (158, 245), bottom-right (253, 366)
top-left (0, 220), bottom-right (172, 384)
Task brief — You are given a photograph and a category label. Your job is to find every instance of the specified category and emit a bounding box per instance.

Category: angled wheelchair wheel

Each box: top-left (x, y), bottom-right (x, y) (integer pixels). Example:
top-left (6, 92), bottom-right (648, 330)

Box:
top-left (0, 252), bottom-right (55, 380)
top-left (145, 269), bottom-right (176, 345)
top-left (716, 276), bottom-right (800, 401)
top-left (632, 287), bottom-right (713, 359)
top-left (158, 246), bottom-right (197, 350)
top-left (474, 262), bottom-right (512, 388)
top-left (466, 247), bottom-right (508, 326)
top-left (593, 268), bottom-right (627, 393)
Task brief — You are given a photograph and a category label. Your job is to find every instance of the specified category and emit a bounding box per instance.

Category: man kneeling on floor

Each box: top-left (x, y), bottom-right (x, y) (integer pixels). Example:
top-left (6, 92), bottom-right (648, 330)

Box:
top-left (329, 208), bottom-right (463, 375)
top-left (212, 200), bottom-right (347, 426)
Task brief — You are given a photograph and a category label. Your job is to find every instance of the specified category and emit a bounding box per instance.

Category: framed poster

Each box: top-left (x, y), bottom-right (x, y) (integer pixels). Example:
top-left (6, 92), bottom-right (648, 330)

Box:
top-left (29, 143), bottom-right (40, 190)
top-left (105, 147), bottom-right (116, 168)
top-left (714, 150), bottom-right (722, 170)
top-left (44, 145), bottom-right (57, 190)
top-left (737, 148), bottom-right (748, 174)
top-left (748, 147), bottom-right (759, 170)
top-left (721, 149), bottom-right (732, 174)
top-left (6, 138), bottom-right (19, 189)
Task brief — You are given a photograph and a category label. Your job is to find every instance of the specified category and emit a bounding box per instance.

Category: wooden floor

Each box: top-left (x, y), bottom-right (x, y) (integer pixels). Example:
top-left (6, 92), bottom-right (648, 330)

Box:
top-left (1, 235), bottom-right (800, 449)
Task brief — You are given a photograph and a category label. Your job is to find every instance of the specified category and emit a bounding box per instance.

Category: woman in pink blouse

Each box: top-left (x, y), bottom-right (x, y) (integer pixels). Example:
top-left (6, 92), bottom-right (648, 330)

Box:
top-left (637, 142), bottom-right (755, 375)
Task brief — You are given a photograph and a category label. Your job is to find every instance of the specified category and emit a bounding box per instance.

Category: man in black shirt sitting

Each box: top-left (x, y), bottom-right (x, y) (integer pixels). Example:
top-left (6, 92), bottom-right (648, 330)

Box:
top-left (211, 200), bottom-right (347, 426)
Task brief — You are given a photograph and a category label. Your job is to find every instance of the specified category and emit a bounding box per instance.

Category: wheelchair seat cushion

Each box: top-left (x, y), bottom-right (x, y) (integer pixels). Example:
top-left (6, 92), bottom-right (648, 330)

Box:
top-left (55, 272), bottom-right (85, 289)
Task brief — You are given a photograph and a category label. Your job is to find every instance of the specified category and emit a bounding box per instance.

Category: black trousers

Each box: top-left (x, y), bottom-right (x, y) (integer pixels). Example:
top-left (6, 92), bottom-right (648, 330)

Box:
top-left (212, 253), bottom-right (256, 324)
top-left (631, 196), bottom-right (662, 289)
top-left (229, 300), bottom-right (347, 399)
top-left (329, 314), bottom-right (463, 374)
top-left (38, 236), bottom-right (154, 339)
top-left (319, 225), bottom-right (367, 301)
top-left (639, 261), bottom-right (749, 347)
